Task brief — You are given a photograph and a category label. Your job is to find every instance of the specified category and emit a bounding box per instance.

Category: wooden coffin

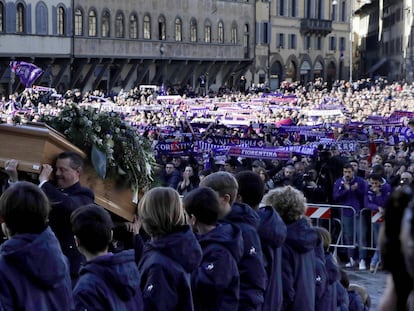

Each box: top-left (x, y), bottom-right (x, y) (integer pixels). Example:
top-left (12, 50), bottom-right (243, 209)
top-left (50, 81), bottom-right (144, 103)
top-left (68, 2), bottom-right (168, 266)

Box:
top-left (0, 122), bottom-right (136, 221)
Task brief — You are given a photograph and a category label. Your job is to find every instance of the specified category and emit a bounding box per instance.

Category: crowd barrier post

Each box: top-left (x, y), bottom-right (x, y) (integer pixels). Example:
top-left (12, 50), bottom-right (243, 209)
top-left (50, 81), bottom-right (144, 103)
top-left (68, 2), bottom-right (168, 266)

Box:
top-left (359, 207), bottom-right (383, 273)
top-left (306, 203), bottom-right (357, 258)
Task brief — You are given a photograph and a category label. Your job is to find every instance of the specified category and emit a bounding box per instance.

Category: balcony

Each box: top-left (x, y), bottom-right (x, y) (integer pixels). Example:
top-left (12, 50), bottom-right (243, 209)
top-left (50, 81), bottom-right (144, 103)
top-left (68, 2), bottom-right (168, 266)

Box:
top-left (300, 19), bottom-right (333, 36)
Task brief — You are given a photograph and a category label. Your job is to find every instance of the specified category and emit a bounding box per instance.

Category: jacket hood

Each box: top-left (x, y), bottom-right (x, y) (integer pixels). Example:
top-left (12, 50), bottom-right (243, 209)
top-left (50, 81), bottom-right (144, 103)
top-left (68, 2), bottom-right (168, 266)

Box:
top-left (80, 250), bottom-right (140, 301)
top-left (285, 217), bottom-right (318, 253)
top-left (0, 227), bottom-right (68, 289)
top-left (226, 202), bottom-right (260, 229)
top-left (197, 223), bottom-right (243, 263)
top-left (258, 206), bottom-right (287, 248)
top-left (145, 225), bottom-right (202, 273)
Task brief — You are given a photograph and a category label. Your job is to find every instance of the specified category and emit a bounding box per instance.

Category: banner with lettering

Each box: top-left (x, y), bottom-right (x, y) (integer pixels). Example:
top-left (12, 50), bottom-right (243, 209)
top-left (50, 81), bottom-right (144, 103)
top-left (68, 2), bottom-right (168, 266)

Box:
top-left (154, 141), bottom-right (194, 155)
top-left (205, 135), bottom-right (265, 147)
top-left (227, 147), bottom-right (291, 160)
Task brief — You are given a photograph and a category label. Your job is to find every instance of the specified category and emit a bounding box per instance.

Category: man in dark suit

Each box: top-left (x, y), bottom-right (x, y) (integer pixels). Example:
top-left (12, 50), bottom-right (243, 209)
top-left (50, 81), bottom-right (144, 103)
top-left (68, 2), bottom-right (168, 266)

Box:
top-left (38, 151), bottom-right (94, 284)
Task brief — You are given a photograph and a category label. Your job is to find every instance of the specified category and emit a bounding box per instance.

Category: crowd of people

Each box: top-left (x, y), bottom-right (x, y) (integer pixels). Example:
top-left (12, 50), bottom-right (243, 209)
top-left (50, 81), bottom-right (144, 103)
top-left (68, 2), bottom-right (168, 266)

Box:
top-left (1, 78), bottom-right (414, 309)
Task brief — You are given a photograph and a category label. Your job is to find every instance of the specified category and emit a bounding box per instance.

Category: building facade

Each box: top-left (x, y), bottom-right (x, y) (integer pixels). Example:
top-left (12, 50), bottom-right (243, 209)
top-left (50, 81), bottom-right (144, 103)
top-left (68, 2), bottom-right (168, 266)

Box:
top-left (0, 0), bottom-right (254, 95)
top-left (0, 0), bottom-right (399, 95)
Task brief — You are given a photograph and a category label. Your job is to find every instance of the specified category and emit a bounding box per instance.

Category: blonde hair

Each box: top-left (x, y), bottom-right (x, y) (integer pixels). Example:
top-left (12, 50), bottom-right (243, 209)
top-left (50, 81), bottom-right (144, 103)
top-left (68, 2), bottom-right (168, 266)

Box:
top-left (138, 187), bottom-right (185, 238)
top-left (263, 185), bottom-right (306, 223)
top-left (314, 226), bottom-right (332, 250)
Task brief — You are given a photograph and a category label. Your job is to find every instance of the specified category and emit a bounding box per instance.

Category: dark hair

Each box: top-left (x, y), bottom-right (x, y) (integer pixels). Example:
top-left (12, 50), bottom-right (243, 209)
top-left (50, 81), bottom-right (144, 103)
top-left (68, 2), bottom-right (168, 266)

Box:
top-left (235, 170), bottom-right (265, 209)
top-left (0, 181), bottom-right (50, 235)
top-left (343, 163), bottom-right (354, 170)
top-left (71, 204), bottom-right (113, 254)
top-left (368, 173), bottom-right (383, 181)
top-left (225, 158), bottom-right (239, 168)
top-left (183, 187), bottom-right (220, 226)
top-left (57, 151), bottom-right (84, 171)
top-left (371, 164), bottom-right (385, 176)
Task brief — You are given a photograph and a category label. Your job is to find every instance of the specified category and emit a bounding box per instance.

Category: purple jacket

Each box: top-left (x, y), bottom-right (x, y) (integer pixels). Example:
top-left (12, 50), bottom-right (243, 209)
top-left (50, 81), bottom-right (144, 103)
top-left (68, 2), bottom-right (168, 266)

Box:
top-left (316, 252), bottom-right (340, 311)
top-left (258, 206), bottom-right (287, 311)
top-left (281, 217), bottom-right (318, 311)
top-left (333, 176), bottom-right (367, 216)
top-left (192, 223), bottom-right (243, 311)
top-left (138, 225), bottom-right (202, 311)
top-left (0, 227), bottom-right (73, 311)
top-left (225, 202), bottom-right (267, 311)
top-left (365, 181), bottom-right (391, 212)
top-left (315, 241), bottom-right (328, 311)
top-left (73, 250), bottom-right (143, 310)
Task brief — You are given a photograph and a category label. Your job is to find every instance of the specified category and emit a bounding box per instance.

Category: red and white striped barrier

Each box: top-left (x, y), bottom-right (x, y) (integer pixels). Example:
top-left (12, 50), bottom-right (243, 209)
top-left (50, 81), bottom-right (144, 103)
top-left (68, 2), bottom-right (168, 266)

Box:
top-left (305, 206), bottom-right (331, 219)
top-left (371, 211), bottom-right (384, 223)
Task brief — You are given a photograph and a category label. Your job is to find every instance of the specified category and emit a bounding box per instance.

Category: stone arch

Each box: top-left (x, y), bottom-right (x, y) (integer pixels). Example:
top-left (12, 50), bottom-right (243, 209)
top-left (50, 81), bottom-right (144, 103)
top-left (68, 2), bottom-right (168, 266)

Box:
top-left (285, 54), bottom-right (299, 82)
top-left (313, 55), bottom-right (325, 81)
top-left (269, 54), bottom-right (284, 90)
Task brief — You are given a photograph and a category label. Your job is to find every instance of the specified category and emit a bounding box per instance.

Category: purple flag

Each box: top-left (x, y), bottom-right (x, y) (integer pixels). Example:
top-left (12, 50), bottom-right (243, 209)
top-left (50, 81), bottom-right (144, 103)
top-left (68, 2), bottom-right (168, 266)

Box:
top-left (10, 61), bottom-right (43, 88)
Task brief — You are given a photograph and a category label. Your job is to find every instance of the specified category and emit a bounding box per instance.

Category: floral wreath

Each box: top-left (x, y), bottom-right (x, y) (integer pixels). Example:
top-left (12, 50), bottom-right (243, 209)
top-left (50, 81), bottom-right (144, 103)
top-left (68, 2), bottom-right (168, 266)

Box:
top-left (42, 103), bottom-right (155, 191)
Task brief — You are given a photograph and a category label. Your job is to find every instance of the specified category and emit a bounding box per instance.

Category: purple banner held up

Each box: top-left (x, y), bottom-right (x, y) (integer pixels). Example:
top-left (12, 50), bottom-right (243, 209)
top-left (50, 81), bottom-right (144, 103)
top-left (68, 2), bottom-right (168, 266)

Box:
top-left (10, 61), bottom-right (43, 88)
top-left (227, 146), bottom-right (291, 160)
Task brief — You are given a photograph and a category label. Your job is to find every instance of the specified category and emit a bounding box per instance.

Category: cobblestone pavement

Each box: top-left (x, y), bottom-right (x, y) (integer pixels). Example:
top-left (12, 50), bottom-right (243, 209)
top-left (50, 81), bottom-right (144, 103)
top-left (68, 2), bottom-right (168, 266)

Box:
top-left (346, 268), bottom-right (388, 310)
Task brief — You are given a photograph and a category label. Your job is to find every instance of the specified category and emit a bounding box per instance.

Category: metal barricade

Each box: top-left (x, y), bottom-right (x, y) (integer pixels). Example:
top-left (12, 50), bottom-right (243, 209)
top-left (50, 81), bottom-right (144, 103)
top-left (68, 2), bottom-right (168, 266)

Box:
top-left (359, 208), bottom-right (383, 252)
top-left (306, 203), bottom-right (357, 256)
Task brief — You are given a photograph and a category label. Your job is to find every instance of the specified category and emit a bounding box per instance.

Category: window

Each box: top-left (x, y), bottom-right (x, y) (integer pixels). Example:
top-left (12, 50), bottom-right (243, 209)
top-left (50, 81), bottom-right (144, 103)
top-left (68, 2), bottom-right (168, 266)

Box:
top-left (36, 2), bottom-right (48, 35)
top-left (331, 0), bottom-right (337, 21)
top-left (74, 8), bottom-right (83, 36)
top-left (0, 3), bottom-right (3, 33)
top-left (340, 0), bottom-right (346, 22)
top-left (278, 0), bottom-right (285, 16)
top-left (102, 11), bottom-right (110, 37)
top-left (115, 12), bottom-right (124, 38)
top-left (243, 24), bottom-right (249, 58)
top-left (57, 6), bottom-right (65, 35)
top-left (204, 21), bottom-right (211, 43)
top-left (339, 37), bottom-right (346, 52)
top-left (316, 0), bottom-right (323, 19)
top-left (289, 34), bottom-right (297, 49)
top-left (190, 19), bottom-right (197, 42)
top-left (158, 15), bottom-right (166, 40)
top-left (231, 23), bottom-right (237, 44)
top-left (218, 21), bottom-right (224, 43)
top-left (396, 38), bottom-right (400, 53)
top-left (290, 0), bottom-right (297, 17)
top-left (175, 18), bottom-right (182, 41)
top-left (16, 3), bottom-right (25, 33)
top-left (88, 10), bottom-right (97, 37)
top-left (262, 22), bottom-right (269, 44)
top-left (277, 33), bottom-right (285, 49)
top-left (129, 14), bottom-right (138, 39)
top-left (305, 35), bottom-right (311, 50)
top-left (305, 0), bottom-right (312, 18)
top-left (143, 15), bottom-right (151, 39)
top-left (316, 36), bottom-right (322, 50)
top-left (329, 36), bottom-right (336, 50)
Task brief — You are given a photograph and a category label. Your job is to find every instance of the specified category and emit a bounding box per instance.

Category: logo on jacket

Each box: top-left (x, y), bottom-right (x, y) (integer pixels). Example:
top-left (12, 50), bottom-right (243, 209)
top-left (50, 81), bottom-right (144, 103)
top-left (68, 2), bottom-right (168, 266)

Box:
top-left (249, 246), bottom-right (257, 255)
top-left (146, 284), bottom-right (154, 292)
top-left (206, 263), bottom-right (214, 271)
